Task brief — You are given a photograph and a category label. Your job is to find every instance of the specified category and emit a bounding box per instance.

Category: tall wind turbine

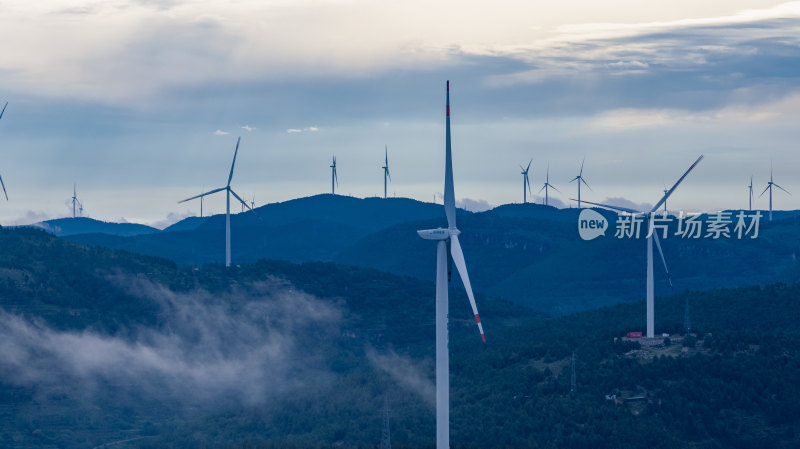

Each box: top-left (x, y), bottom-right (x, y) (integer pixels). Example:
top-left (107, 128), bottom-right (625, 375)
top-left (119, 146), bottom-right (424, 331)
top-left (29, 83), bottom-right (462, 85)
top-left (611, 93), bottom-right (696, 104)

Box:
top-left (70, 184), bottom-right (83, 218)
top-left (0, 102), bottom-right (8, 200)
top-left (178, 137), bottom-right (251, 267)
top-left (417, 81), bottom-right (485, 449)
top-left (760, 165), bottom-right (790, 221)
top-left (382, 146), bottom-right (391, 199)
top-left (662, 188), bottom-right (669, 213)
top-left (578, 155), bottom-right (704, 338)
top-left (330, 156), bottom-right (338, 195)
top-left (538, 164), bottom-right (560, 206)
top-left (748, 176), bottom-right (753, 211)
top-left (520, 160), bottom-right (532, 203)
top-left (570, 157), bottom-right (591, 207)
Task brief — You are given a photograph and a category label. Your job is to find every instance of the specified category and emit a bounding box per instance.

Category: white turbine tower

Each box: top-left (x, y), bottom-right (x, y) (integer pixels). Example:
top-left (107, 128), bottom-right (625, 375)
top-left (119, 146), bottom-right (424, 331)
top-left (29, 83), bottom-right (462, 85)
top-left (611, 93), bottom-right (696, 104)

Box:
top-left (570, 157), bottom-right (591, 208)
top-left (330, 156), bottom-right (338, 195)
top-left (178, 137), bottom-right (251, 267)
top-left (0, 102), bottom-right (8, 200)
top-left (382, 146), bottom-right (391, 199)
top-left (578, 155), bottom-right (704, 339)
top-left (760, 165), bottom-right (790, 221)
top-left (748, 176), bottom-right (754, 211)
top-left (417, 81), bottom-right (485, 449)
top-left (538, 164), bottom-right (560, 206)
top-left (520, 160), bottom-right (532, 203)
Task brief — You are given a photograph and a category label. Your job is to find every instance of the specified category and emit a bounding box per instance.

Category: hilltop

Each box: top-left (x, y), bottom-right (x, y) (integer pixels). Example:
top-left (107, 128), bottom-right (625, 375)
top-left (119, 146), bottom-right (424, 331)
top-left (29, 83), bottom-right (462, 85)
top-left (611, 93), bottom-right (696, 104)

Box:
top-left (30, 216), bottom-right (159, 237)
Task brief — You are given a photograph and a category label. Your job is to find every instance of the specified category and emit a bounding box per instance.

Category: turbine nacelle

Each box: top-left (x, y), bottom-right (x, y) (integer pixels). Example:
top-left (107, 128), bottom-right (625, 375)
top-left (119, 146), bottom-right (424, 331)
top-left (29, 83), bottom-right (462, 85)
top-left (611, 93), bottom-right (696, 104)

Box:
top-left (417, 228), bottom-right (459, 240)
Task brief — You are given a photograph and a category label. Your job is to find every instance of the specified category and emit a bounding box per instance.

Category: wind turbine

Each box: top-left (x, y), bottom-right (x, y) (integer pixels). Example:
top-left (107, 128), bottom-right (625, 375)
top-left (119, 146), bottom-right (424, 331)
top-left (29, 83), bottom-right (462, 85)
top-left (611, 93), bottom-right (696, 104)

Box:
top-left (382, 146), bottom-right (391, 199)
top-left (178, 137), bottom-right (251, 267)
top-left (520, 160), bottom-right (532, 203)
top-left (70, 184), bottom-right (83, 218)
top-left (760, 164), bottom-right (790, 221)
top-left (748, 176), bottom-right (753, 211)
top-left (662, 188), bottom-right (669, 213)
top-left (417, 81), bottom-right (485, 449)
top-left (251, 195), bottom-right (255, 210)
top-left (570, 157), bottom-right (591, 207)
top-left (538, 164), bottom-right (560, 206)
top-left (330, 156), bottom-right (338, 195)
top-left (577, 155), bottom-right (704, 339)
top-left (0, 102), bottom-right (8, 200)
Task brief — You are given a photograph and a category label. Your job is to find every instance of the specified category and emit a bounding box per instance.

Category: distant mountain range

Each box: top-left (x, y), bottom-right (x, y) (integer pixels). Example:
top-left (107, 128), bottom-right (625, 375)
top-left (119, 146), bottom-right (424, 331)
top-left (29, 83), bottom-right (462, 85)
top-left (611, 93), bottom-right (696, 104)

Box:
top-left (35, 194), bottom-right (800, 316)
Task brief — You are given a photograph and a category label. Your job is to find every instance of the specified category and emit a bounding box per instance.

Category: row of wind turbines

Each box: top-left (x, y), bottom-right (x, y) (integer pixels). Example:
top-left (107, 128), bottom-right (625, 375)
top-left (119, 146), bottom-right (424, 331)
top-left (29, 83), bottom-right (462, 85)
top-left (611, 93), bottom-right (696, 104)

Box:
top-left (520, 157), bottom-right (791, 219)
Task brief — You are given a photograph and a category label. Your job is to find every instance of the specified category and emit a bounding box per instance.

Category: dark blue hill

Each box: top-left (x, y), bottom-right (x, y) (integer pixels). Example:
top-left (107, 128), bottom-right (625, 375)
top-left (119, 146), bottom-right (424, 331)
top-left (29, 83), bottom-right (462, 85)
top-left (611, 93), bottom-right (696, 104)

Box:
top-left (31, 217), bottom-right (159, 237)
top-left (65, 195), bottom-right (461, 265)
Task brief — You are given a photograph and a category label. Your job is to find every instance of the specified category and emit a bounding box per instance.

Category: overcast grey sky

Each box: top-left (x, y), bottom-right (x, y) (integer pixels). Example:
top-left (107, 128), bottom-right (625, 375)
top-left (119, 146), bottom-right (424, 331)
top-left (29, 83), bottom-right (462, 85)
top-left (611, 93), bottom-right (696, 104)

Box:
top-left (0, 1), bottom-right (798, 226)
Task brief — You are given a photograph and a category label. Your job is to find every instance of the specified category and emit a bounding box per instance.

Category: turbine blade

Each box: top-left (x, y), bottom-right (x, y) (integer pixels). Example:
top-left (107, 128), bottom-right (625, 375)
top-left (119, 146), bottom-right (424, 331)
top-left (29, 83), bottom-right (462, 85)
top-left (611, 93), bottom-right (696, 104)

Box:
top-left (573, 199), bottom-right (640, 214)
top-left (227, 136), bottom-right (241, 187)
top-left (650, 155), bottom-right (704, 213)
top-left (569, 176), bottom-right (579, 183)
top-left (652, 233), bottom-right (673, 288)
top-left (0, 102), bottom-right (7, 120)
top-left (759, 184), bottom-right (770, 197)
top-left (229, 188), bottom-right (251, 210)
top-left (773, 183), bottom-right (791, 195)
top-left (581, 177), bottom-right (592, 191)
top-left (0, 174), bottom-right (8, 200)
top-left (387, 169), bottom-right (391, 183)
top-left (444, 81), bottom-right (456, 229)
top-left (579, 156), bottom-right (585, 177)
top-left (178, 186), bottom-right (226, 203)
top-left (550, 184), bottom-right (563, 195)
top-left (526, 177), bottom-right (532, 195)
top-left (526, 159), bottom-right (532, 172)
top-left (450, 234), bottom-right (485, 342)
top-left (538, 184), bottom-right (547, 193)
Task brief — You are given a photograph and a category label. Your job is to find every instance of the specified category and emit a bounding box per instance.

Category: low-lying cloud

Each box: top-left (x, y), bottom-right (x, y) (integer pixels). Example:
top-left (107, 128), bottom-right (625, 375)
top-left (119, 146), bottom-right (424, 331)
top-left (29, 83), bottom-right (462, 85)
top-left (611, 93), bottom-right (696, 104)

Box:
top-left (0, 276), bottom-right (343, 408)
top-left (367, 347), bottom-right (434, 408)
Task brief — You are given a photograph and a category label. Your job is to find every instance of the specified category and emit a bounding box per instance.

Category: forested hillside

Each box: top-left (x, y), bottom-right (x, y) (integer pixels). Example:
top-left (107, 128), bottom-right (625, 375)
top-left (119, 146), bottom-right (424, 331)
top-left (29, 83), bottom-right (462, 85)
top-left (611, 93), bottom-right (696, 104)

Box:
top-left (0, 227), bottom-right (798, 448)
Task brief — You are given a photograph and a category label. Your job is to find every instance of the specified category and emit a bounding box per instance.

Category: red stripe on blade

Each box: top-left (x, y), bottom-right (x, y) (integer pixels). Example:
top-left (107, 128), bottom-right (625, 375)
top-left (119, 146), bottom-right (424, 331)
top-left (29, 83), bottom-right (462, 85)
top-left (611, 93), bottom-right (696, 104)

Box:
top-left (474, 314), bottom-right (481, 323)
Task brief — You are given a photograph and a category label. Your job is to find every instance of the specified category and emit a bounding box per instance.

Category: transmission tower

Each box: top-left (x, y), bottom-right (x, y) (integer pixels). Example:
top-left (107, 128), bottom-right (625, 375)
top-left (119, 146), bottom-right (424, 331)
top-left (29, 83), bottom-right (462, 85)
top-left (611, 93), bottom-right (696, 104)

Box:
top-left (570, 352), bottom-right (577, 397)
top-left (683, 297), bottom-right (691, 334)
top-left (380, 395), bottom-right (391, 449)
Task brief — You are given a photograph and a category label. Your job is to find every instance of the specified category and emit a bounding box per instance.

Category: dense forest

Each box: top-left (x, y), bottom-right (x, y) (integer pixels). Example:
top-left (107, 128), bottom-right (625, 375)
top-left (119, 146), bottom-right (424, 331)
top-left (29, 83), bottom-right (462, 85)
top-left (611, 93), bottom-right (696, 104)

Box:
top-left (0, 227), bottom-right (798, 448)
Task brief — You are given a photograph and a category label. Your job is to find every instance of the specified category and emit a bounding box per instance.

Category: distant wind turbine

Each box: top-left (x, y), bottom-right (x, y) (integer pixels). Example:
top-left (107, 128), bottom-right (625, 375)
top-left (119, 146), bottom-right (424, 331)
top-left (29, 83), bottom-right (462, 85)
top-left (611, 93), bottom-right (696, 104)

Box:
top-left (662, 187), bottom-right (669, 213)
top-left (70, 184), bottom-right (83, 218)
top-left (330, 156), bottom-right (338, 195)
top-left (577, 155), bottom-right (704, 339)
top-left (0, 102), bottom-right (8, 200)
top-left (538, 164), bottom-right (560, 206)
top-left (417, 81), bottom-right (485, 449)
top-left (748, 176), bottom-right (753, 211)
top-left (178, 137), bottom-right (251, 267)
top-left (570, 157), bottom-right (591, 208)
top-left (251, 195), bottom-right (255, 210)
top-left (520, 159), bottom-right (532, 203)
top-left (760, 164), bottom-right (790, 221)
top-left (382, 146), bottom-right (391, 199)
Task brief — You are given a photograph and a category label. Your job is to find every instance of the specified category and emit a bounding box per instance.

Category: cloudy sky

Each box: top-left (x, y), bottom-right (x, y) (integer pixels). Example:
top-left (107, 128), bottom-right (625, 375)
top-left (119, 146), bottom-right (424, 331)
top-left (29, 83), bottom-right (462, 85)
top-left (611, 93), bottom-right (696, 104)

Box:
top-left (0, 0), bottom-right (798, 226)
